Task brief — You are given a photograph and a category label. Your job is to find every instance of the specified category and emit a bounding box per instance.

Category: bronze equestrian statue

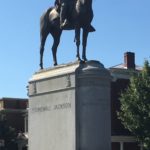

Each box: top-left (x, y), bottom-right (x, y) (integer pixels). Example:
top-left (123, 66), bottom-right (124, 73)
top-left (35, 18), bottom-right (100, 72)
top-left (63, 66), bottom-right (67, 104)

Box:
top-left (39, 0), bottom-right (95, 69)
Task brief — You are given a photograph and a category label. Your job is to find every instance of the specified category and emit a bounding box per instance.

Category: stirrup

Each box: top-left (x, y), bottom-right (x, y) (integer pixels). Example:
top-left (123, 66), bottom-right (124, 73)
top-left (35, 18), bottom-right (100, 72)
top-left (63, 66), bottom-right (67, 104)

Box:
top-left (60, 20), bottom-right (69, 29)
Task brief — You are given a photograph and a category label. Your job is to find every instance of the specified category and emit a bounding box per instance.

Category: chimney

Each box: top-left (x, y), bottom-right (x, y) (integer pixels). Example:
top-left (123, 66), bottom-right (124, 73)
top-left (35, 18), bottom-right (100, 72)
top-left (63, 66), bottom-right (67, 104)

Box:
top-left (124, 52), bottom-right (135, 69)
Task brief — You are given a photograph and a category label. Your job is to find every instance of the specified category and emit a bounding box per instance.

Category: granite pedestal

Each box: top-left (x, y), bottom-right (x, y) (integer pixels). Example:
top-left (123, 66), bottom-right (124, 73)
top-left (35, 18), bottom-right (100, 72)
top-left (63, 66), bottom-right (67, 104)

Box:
top-left (28, 60), bottom-right (111, 150)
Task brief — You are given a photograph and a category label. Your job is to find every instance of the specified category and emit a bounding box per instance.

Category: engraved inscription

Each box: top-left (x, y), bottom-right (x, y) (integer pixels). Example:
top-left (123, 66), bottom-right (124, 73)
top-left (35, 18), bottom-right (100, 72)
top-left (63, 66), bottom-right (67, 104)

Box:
top-left (31, 102), bottom-right (71, 113)
top-left (53, 103), bottom-right (71, 110)
top-left (31, 106), bottom-right (51, 113)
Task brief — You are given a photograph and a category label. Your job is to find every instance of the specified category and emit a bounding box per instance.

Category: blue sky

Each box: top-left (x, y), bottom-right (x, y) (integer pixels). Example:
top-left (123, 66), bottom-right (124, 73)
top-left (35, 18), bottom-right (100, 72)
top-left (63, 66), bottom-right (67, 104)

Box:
top-left (0, 0), bottom-right (150, 98)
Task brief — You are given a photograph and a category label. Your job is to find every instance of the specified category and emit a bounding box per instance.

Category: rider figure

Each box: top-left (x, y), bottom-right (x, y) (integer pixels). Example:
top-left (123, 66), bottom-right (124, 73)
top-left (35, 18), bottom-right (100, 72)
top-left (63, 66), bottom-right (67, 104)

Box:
top-left (55, 0), bottom-right (70, 29)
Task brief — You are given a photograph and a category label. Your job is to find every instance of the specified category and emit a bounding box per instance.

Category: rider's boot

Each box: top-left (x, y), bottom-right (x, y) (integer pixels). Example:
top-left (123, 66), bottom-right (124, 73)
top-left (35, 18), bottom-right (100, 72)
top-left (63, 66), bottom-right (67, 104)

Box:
top-left (60, 3), bottom-right (69, 29)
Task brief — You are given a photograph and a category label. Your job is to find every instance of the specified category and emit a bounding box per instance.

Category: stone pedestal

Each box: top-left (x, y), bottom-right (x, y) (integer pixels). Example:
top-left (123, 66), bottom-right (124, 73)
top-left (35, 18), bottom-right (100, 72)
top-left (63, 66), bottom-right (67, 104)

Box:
top-left (28, 60), bottom-right (111, 150)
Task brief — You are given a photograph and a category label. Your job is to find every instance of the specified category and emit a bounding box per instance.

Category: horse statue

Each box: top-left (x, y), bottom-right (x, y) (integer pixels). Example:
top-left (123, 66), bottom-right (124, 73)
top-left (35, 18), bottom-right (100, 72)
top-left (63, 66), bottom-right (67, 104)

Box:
top-left (39, 0), bottom-right (95, 69)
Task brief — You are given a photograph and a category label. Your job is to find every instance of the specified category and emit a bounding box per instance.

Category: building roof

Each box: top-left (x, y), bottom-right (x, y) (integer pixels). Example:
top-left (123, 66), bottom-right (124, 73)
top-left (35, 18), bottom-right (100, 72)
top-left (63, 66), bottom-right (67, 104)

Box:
top-left (0, 97), bottom-right (28, 111)
top-left (0, 97), bottom-right (28, 101)
top-left (110, 63), bottom-right (142, 70)
top-left (109, 63), bottom-right (142, 80)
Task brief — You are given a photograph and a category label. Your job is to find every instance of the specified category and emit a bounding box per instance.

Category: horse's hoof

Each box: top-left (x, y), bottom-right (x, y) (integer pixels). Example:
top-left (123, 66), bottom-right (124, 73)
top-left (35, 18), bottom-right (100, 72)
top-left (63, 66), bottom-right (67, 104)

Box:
top-left (82, 57), bottom-right (88, 62)
top-left (76, 56), bottom-right (81, 61)
top-left (79, 60), bottom-right (85, 64)
top-left (54, 63), bottom-right (58, 66)
top-left (40, 64), bottom-right (43, 70)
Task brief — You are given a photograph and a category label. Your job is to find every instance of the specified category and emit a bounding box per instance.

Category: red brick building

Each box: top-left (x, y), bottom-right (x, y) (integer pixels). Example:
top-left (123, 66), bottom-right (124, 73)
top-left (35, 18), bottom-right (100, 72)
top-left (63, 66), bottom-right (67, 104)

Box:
top-left (110, 52), bottom-right (143, 150)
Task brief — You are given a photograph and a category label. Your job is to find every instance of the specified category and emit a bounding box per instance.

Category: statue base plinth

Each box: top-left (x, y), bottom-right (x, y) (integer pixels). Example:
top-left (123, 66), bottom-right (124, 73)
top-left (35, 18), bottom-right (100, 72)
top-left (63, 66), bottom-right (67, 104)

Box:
top-left (28, 60), bottom-right (111, 150)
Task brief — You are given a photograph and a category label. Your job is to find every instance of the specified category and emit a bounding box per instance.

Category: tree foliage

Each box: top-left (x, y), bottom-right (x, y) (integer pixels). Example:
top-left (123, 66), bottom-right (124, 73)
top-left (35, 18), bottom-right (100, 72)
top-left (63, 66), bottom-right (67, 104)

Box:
top-left (118, 60), bottom-right (150, 149)
top-left (0, 112), bottom-right (17, 149)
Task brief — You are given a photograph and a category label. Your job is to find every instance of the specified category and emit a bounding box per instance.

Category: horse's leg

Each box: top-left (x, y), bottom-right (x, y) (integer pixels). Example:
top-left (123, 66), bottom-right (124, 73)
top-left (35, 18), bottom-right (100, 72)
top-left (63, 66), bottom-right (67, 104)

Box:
top-left (51, 30), bottom-right (62, 66)
top-left (75, 28), bottom-right (81, 61)
top-left (40, 32), bottom-right (48, 69)
top-left (82, 28), bottom-right (89, 61)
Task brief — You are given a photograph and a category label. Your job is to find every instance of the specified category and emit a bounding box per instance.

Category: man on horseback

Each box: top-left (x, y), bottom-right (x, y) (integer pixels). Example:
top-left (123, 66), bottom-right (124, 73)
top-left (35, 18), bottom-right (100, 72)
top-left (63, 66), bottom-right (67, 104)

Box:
top-left (40, 0), bottom-right (95, 68)
top-left (55, 0), bottom-right (74, 29)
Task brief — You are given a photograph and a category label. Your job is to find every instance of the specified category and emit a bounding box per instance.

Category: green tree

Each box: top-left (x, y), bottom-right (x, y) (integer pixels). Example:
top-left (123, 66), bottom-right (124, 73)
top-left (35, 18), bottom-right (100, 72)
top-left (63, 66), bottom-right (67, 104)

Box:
top-left (118, 60), bottom-right (150, 150)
